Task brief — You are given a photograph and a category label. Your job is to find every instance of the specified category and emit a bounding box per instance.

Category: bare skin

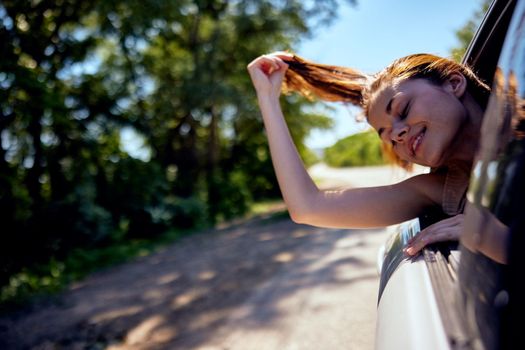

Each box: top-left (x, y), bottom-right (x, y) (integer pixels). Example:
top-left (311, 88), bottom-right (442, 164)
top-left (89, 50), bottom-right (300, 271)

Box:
top-left (247, 52), bottom-right (485, 255)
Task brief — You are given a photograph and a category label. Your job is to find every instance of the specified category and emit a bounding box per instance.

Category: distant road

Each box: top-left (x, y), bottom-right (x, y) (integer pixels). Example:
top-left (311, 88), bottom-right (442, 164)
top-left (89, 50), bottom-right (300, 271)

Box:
top-left (308, 163), bottom-right (428, 189)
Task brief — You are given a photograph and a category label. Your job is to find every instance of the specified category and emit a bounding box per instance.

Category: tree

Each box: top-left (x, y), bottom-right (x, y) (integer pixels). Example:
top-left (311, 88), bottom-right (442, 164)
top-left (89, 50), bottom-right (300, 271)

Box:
top-left (451, 0), bottom-right (492, 61)
top-left (0, 0), bottom-right (354, 288)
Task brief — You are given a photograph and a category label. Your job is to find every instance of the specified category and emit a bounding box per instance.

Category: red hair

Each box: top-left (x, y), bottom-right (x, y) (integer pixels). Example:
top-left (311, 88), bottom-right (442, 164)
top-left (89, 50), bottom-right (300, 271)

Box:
top-left (281, 53), bottom-right (490, 169)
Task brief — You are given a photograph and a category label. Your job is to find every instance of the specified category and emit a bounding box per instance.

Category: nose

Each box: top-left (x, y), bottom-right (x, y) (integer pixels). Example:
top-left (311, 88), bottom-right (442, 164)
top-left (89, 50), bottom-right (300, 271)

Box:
top-left (391, 123), bottom-right (409, 143)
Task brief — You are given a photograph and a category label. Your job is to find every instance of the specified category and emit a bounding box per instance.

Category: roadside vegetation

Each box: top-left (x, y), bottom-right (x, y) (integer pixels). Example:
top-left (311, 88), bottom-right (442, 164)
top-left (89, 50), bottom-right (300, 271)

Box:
top-left (0, 0), bottom-right (487, 309)
top-left (324, 130), bottom-right (385, 167)
top-left (0, 0), bottom-right (348, 309)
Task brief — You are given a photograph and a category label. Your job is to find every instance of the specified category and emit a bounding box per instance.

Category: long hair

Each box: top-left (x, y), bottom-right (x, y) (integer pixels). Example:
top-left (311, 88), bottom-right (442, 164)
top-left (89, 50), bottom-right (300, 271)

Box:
top-left (281, 53), bottom-right (491, 168)
top-left (282, 55), bottom-right (371, 105)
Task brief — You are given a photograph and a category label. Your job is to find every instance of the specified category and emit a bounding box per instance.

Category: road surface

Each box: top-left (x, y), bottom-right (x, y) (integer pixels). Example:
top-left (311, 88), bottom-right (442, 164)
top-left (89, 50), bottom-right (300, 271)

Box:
top-left (0, 164), bottom-right (423, 349)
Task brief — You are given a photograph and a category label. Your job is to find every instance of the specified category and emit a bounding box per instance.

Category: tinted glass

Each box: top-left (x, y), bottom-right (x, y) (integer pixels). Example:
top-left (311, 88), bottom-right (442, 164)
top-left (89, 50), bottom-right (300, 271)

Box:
top-left (459, 1), bottom-right (525, 349)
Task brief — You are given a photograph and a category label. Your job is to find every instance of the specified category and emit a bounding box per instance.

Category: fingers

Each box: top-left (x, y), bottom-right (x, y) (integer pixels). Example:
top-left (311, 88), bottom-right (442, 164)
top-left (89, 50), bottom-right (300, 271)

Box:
top-left (259, 57), bottom-right (280, 75)
top-left (404, 214), bottom-right (464, 256)
top-left (247, 53), bottom-right (291, 97)
top-left (247, 52), bottom-right (290, 76)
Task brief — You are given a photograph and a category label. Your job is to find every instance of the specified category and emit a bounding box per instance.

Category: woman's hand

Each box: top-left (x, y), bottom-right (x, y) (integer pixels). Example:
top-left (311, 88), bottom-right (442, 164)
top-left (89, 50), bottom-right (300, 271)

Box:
top-left (404, 214), bottom-right (464, 256)
top-left (247, 52), bottom-right (293, 99)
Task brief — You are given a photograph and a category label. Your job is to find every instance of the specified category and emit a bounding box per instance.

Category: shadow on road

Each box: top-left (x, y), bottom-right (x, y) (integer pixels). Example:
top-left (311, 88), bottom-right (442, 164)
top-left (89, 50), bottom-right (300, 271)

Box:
top-left (0, 212), bottom-right (385, 349)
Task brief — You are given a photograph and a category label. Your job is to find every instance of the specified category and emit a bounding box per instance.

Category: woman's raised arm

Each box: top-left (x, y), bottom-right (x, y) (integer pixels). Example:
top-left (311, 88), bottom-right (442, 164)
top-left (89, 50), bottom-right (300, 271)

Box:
top-left (247, 53), bottom-right (442, 229)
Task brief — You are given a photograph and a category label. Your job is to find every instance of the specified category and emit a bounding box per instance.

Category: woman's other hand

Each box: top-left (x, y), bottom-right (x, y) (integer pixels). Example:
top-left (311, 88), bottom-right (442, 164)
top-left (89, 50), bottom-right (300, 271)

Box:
top-left (404, 214), bottom-right (464, 256)
top-left (247, 52), bottom-right (292, 99)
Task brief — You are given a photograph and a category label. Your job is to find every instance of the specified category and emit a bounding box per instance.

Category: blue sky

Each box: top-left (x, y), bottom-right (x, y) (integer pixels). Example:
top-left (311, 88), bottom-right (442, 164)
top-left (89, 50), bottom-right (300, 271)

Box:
top-left (299, 0), bottom-right (485, 149)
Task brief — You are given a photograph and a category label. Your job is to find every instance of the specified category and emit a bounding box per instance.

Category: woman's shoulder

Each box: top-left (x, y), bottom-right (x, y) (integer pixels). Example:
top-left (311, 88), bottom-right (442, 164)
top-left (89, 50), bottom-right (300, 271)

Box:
top-left (401, 170), bottom-right (447, 208)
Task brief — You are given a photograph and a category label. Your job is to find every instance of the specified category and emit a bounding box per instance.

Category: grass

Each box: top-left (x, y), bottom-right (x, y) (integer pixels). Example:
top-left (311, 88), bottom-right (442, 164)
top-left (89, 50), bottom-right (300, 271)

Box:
top-left (0, 229), bottom-right (188, 313)
top-left (249, 199), bottom-right (286, 215)
top-left (0, 200), bottom-right (289, 313)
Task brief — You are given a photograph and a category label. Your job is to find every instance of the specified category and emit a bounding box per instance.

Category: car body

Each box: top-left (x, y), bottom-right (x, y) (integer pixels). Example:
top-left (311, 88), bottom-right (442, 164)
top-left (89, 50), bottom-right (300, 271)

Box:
top-left (375, 1), bottom-right (524, 349)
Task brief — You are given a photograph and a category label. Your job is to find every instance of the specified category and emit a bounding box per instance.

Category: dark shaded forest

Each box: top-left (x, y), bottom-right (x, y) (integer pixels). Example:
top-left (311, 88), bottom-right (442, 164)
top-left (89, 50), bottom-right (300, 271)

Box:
top-left (0, 0), bottom-right (359, 303)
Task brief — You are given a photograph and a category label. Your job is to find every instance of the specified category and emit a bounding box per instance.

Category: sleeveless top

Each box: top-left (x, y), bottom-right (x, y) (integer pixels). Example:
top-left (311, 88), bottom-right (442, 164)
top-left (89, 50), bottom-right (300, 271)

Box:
top-left (435, 160), bottom-right (472, 216)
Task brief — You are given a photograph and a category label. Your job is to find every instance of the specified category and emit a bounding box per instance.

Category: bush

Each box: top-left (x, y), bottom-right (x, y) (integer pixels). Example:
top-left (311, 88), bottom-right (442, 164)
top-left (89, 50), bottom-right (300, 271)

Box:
top-left (214, 170), bottom-right (253, 221)
top-left (324, 130), bottom-right (386, 167)
top-left (164, 195), bottom-right (208, 229)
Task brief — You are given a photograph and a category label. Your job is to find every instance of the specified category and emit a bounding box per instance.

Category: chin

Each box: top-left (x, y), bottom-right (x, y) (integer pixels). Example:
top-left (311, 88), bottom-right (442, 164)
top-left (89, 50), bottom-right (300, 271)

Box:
top-left (417, 155), bottom-right (443, 169)
top-left (427, 157), bottom-right (445, 168)
top-left (420, 147), bottom-right (449, 168)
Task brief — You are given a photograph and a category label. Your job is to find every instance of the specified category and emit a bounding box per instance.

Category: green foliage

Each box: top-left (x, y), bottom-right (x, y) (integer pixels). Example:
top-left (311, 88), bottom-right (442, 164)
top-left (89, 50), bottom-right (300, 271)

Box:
top-left (451, 0), bottom-right (492, 61)
top-left (165, 195), bottom-right (209, 229)
top-left (207, 169), bottom-right (253, 222)
top-left (0, 228), bottom-right (187, 309)
top-left (324, 130), bottom-right (386, 167)
top-left (301, 147), bottom-right (320, 167)
top-left (0, 0), bottom-right (351, 303)
top-left (283, 96), bottom-right (333, 167)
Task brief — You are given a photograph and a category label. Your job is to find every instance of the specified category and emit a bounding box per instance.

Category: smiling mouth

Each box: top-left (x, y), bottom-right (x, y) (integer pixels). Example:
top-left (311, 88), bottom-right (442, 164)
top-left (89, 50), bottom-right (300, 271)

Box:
top-left (410, 127), bottom-right (426, 156)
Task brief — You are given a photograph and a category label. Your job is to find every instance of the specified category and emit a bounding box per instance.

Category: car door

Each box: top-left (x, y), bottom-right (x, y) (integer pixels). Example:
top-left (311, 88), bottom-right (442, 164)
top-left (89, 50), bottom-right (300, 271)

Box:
top-left (376, 1), bottom-right (522, 349)
top-left (459, 0), bottom-right (525, 349)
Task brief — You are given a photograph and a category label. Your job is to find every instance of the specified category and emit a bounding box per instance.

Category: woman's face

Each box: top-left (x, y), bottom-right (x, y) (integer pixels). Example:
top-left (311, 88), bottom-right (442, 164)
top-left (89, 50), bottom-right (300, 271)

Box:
top-left (367, 77), bottom-right (468, 168)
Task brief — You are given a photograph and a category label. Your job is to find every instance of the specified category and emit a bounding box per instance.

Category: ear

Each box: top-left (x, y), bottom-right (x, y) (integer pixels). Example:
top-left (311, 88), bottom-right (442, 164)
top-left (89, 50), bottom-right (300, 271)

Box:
top-left (445, 72), bottom-right (467, 98)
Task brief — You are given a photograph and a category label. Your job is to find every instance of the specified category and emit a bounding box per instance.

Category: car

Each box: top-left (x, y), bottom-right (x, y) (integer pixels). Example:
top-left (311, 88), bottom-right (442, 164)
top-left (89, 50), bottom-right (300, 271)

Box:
top-left (375, 0), bottom-right (524, 349)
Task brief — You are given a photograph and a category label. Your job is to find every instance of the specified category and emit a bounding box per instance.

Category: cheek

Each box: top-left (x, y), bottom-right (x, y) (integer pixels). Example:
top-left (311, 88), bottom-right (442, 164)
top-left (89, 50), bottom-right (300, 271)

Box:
top-left (426, 95), bottom-right (466, 125)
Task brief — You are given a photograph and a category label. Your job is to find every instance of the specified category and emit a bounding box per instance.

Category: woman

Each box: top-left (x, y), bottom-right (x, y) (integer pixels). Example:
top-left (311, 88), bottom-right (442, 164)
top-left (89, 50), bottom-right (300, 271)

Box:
top-left (247, 52), bottom-right (490, 256)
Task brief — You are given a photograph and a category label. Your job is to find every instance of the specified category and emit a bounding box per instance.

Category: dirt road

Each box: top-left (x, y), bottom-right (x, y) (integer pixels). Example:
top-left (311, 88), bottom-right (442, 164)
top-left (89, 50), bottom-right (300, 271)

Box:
top-left (0, 165), bottom-right (421, 350)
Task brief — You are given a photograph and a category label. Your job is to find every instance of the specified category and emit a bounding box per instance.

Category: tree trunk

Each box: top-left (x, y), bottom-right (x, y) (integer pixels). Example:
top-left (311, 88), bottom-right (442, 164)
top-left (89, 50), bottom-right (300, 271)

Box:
top-left (26, 116), bottom-right (44, 211)
top-left (173, 115), bottom-right (199, 198)
top-left (206, 106), bottom-right (220, 223)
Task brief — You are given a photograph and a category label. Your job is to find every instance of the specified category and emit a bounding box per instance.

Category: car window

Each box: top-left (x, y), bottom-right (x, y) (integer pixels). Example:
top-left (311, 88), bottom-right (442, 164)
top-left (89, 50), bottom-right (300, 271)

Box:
top-left (459, 0), bottom-right (525, 348)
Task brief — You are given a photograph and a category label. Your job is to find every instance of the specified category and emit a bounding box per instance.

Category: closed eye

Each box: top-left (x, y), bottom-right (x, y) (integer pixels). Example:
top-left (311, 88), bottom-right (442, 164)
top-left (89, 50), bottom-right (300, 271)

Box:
top-left (399, 102), bottom-right (410, 120)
